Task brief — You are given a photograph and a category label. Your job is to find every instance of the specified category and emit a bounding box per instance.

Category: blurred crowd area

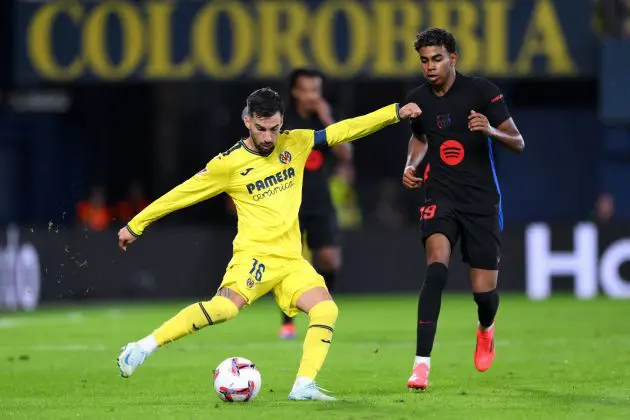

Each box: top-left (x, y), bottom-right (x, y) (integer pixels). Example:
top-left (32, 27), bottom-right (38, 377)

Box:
top-left (0, 0), bottom-right (629, 231)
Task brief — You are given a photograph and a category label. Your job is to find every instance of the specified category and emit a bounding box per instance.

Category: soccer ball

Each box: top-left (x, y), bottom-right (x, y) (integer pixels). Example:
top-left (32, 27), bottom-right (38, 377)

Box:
top-left (213, 357), bottom-right (262, 402)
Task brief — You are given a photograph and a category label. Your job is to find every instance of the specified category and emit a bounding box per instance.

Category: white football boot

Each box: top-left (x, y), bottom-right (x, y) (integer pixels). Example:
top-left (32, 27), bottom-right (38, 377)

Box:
top-left (288, 381), bottom-right (336, 401)
top-left (117, 343), bottom-right (149, 378)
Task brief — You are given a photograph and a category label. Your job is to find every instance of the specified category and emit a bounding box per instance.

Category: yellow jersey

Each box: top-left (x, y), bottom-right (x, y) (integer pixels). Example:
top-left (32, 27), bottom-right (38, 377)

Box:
top-left (127, 103), bottom-right (400, 259)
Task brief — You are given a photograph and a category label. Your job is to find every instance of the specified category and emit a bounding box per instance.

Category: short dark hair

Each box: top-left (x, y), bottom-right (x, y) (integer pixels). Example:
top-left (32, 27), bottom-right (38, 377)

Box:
top-left (288, 68), bottom-right (324, 90)
top-left (246, 87), bottom-right (284, 118)
top-left (414, 28), bottom-right (458, 54)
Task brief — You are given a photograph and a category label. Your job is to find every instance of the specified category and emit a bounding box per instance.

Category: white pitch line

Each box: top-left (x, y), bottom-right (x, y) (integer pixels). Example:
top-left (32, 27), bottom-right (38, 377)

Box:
top-left (0, 313), bottom-right (85, 329)
top-left (29, 344), bottom-right (108, 351)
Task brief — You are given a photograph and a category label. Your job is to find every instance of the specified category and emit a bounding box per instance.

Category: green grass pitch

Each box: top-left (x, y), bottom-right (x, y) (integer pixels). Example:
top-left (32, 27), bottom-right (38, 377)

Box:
top-left (1, 294), bottom-right (629, 419)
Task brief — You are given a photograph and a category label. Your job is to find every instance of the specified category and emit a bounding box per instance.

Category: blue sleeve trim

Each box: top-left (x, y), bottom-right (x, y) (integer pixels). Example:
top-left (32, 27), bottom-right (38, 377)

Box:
top-left (486, 137), bottom-right (504, 231)
top-left (314, 129), bottom-right (327, 147)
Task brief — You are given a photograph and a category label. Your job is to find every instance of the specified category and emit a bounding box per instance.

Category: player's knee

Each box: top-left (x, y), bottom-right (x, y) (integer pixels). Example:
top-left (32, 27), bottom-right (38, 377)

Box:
top-left (425, 243), bottom-right (451, 265)
top-left (425, 234), bottom-right (452, 265)
top-left (426, 250), bottom-right (450, 266)
top-left (470, 271), bottom-right (498, 292)
top-left (201, 296), bottom-right (240, 325)
top-left (423, 262), bottom-right (448, 292)
top-left (308, 299), bottom-right (338, 329)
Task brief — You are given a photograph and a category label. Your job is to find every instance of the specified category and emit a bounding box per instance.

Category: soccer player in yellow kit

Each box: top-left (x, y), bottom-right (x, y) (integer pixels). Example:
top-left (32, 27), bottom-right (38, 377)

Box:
top-left (116, 87), bottom-right (421, 401)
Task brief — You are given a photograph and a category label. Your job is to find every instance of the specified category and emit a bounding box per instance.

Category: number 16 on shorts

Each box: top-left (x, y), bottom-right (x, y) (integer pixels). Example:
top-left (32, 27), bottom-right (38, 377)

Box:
top-left (249, 258), bottom-right (266, 282)
top-left (419, 204), bottom-right (437, 220)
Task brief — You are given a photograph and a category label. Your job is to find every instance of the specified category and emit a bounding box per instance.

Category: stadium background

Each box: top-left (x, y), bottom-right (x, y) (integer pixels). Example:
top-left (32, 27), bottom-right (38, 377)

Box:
top-left (1, 0), bottom-right (629, 307)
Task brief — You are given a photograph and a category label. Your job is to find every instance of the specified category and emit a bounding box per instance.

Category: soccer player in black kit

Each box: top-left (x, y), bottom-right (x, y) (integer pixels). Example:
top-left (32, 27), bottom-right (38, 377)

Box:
top-left (279, 68), bottom-right (353, 339)
top-left (402, 28), bottom-right (525, 390)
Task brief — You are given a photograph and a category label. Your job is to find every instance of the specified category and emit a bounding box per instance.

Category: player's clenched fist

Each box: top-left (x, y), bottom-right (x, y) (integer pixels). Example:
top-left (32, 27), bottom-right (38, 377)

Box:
top-left (402, 165), bottom-right (423, 189)
top-left (398, 103), bottom-right (422, 120)
top-left (468, 110), bottom-right (492, 135)
top-left (118, 226), bottom-right (137, 251)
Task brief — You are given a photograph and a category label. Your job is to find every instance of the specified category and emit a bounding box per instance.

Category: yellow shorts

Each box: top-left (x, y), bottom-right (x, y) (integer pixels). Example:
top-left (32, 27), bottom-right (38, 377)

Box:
top-left (219, 253), bottom-right (327, 317)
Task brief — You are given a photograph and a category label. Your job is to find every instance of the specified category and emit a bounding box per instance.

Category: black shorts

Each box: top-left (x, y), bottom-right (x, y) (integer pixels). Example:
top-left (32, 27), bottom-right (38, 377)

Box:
top-left (299, 210), bottom-right (341, 250)
top-left (419, 200), bottom-right (502, 270)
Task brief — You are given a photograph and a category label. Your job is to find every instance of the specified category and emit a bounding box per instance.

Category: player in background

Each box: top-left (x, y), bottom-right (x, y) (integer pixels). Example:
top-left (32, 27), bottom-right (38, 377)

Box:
top-left (401, 28), bottom-right (524, 390)
top-left (116, 87), bottom-right (421, 401)
top-left (278, 68), bottom-right (353, 339)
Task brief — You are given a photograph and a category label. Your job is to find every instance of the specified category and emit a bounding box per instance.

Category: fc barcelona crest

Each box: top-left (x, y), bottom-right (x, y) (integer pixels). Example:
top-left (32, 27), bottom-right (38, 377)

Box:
top-left (436, 113), bottom-right (452, 129)
top-left (279, 150), bottom-right (292, 164)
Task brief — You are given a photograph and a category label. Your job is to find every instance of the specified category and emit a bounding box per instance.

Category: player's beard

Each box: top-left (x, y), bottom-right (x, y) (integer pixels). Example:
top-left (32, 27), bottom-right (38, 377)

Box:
top-left (251, 133), bottom-right (275, 155)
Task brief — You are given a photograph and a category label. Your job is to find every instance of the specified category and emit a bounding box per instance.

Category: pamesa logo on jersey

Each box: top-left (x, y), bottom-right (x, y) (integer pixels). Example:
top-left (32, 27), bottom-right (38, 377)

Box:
top-left (246, 167), bottom-right (296, 201)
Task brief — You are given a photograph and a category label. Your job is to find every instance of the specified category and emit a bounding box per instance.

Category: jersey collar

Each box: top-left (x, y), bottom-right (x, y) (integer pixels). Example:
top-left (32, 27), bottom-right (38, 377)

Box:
top-left (240, 138), bottom-right (272, 157)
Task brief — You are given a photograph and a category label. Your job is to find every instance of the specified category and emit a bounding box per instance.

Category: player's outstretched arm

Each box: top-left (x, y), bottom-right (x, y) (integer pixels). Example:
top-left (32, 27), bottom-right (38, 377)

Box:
top-left (118, 156), bottom-right (230, 250)
top-left (319, 103), bottom-right (421, 147)
top-left (314, 100), bottom-right (354, 167)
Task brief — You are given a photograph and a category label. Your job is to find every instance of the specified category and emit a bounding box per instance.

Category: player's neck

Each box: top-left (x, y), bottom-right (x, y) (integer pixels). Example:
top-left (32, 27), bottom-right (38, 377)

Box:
top-left (432, 71), bottom-right (457, 97)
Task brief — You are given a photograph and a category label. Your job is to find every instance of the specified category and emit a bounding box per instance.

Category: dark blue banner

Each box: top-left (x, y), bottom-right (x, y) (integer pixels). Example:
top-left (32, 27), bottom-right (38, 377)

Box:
top-left (600, 39), bottom-right (630, 123)
top-left (15, 0), bottom-right (595, 83)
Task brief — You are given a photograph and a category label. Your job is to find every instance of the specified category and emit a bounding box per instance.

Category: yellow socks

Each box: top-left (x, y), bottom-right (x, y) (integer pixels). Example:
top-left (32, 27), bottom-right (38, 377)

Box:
top-left (152, 296), bottom-right (239, 347)
top-left (141, 295), bottom-right (338, 385)
top-left (296, 300), bottom-right (339, 380)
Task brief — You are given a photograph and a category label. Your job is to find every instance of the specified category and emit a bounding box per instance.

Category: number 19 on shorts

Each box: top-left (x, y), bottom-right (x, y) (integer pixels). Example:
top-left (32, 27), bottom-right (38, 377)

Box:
top-left (419, 204), bottom-right (437, 220)
top-left (249, 258), bottom-right (266, 282)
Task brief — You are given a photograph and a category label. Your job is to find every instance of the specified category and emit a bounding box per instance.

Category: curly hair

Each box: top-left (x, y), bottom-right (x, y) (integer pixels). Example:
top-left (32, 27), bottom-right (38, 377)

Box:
top-left (413, 28), bottom-right (458, 54)
top-left (246, 87), bottom-right (284, 118)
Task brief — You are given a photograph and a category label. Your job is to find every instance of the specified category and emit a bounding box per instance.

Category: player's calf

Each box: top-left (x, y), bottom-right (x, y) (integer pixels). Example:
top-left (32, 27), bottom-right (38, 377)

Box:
top-left (152, 295), bottom-right (240, 346)
top-left (473, 289), bottom-right (499, 330)
top-left (296, 300), bottom-right (338, 379)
